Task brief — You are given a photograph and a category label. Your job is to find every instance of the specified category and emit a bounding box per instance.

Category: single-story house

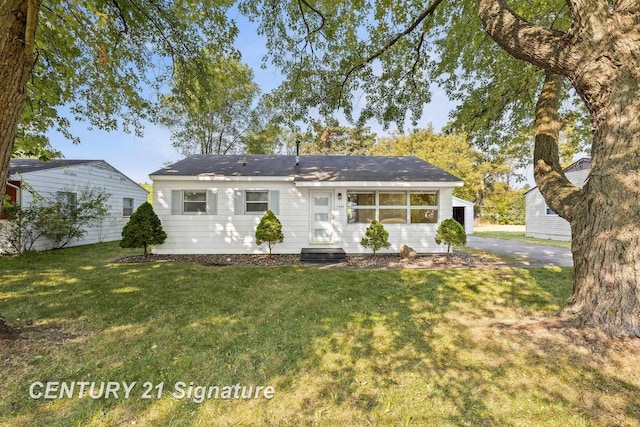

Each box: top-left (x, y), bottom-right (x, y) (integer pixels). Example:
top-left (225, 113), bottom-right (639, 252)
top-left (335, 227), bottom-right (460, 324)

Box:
top-left (149, 154), bottom-right (464, 255)
top-left (1, 159), bottom-right (148, 252)
top-left (524, 157), bottom-right (590, 241)
top-left (452, 196), bottom-right (474, 236)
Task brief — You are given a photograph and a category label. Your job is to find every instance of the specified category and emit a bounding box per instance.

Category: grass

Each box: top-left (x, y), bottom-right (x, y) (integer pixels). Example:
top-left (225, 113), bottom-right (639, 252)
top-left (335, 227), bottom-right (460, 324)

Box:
top-left (1, 242), bottom-right (639, 426)
top-left (473, 231), bottom-right (572, 249)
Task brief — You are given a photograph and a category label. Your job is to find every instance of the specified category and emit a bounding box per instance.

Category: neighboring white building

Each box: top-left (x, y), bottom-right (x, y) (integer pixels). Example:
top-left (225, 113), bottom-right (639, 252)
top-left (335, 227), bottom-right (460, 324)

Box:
top-left (524, 158), bottom-right (591, 241)
top-left (452, 196), bottom-right (475, 236)
top-left (1, 159), bottom-right (148, 252)
top-left (149, 155), bottom-right (464, 254)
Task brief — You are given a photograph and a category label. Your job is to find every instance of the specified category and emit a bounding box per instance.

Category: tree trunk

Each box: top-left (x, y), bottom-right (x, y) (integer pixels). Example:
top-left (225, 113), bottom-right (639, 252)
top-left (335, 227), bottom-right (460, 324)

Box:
top-left (533, 72), bottom-right (640, 337)
top-left (563, 93), bottom-right (640, 336)
top-left (0, 0), bottom-right (39, 206)
top-left (480, 0), bottom-right (640, 336)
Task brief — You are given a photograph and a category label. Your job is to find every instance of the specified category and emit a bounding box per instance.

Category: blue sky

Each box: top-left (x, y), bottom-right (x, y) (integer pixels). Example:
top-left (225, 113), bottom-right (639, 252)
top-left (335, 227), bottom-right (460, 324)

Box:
top-left (46, 14), bottom-right (456, 185)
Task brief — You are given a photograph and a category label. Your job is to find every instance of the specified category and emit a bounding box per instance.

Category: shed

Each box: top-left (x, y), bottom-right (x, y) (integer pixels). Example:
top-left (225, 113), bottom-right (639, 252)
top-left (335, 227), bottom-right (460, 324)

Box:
top-left (452, 196), bottom-right (475, 235)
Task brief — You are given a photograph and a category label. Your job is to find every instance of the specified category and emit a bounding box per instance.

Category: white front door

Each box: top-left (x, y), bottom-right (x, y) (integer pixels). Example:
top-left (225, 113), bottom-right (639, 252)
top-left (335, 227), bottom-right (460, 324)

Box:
top-left (310, 191), bottom-right (333, 244)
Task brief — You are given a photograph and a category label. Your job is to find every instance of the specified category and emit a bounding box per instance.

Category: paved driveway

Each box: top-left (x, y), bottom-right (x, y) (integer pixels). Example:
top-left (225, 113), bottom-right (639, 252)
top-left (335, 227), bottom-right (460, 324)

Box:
top-left (467, 236), bottom-right (573, 267)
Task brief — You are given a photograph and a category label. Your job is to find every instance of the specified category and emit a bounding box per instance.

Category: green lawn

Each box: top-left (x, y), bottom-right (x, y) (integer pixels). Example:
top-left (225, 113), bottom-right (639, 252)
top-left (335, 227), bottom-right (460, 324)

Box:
top-left (473, 231), bottom-right (572, 249)
top-left (1, 243), bottom-right (638, 426)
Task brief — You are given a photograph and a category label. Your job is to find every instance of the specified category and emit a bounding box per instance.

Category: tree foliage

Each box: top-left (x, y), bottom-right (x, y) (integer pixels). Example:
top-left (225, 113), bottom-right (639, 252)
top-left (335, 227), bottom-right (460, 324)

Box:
top-left (360, 220), bottom-right (391, 255)
top-left (297, 118), bottom-right (377, 155)
top-left (255, 210), bottom-right (284, 256)
top-left (435, 218), bottom-right (467, 253)
top-left (2, 186), bottom-right (111, 253)
top-left (34, 1), bottom-right (236, 149)
top-left (157, 54), bottom-right (261, 155)
top-left (1, 0), bottom-right (238, 205)
top-left (481, 182), bottom-right (526, 225)
top-left (120, 202), bottom-right (167, 257)
top-left (239, 0), bottom-right (589, 156)
top-left (372, 127), bottom-right (482, 202)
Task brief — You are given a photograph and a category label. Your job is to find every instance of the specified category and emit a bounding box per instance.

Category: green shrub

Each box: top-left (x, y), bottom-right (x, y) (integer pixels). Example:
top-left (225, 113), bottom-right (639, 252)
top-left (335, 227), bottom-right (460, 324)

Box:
top-left (361, 220), bottom-right (391, 254)
top-left (255, 210), bottom-right (284, 256)
top-left (2, 186), bottom-right (111, 253)
top-left (435, 218), bottom-right (467, 253)
top-left (120, 202), bottom-right (167, 257)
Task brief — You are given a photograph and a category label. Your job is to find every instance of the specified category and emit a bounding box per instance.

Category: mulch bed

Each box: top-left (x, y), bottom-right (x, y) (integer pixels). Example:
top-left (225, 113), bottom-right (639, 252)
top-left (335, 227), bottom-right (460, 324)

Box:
top-left (113, 252), bottom-right (490, 269)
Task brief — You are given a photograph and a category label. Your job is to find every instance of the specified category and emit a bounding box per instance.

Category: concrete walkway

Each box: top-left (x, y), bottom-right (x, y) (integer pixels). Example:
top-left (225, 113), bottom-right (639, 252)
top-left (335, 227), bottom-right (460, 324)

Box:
top-left (467, 236), bottom-right (573, 267)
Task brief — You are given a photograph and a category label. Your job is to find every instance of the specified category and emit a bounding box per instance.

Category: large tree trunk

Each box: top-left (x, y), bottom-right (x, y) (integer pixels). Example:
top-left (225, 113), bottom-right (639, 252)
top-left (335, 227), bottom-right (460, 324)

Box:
top-left (480, 0), bottom-right (640, 336)
top-left (0, 0), bottom-right (38, 206)
top-left (533, 72), bottom-right (640, 337)
top-left (564, 74), bottom-right (640, 336)
top-left (568, 162), bottom-right (640, 336)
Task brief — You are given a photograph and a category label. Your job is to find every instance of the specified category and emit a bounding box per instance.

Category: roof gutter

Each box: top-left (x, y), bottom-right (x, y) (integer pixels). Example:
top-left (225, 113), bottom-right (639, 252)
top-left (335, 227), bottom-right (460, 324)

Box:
top-left (149, 175), bottom-right (295, 182)
top-left (6, 181), bottom-right (20, 190)
top-left (294, 181), bottom-right (464, 188)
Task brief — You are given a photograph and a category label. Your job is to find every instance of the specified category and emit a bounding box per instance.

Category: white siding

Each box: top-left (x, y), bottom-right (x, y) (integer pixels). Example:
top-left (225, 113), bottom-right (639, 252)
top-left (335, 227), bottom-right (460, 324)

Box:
top-left (2, 161), bottom-right (148, 252)
top-left (525, 168), bottom-right (589, 241)
top-left (452, 196), bottom-right (475, 235)
top-left (153, 180), bottom-right (455, 254)
top-left (153, 181), bottom-right (308, 254)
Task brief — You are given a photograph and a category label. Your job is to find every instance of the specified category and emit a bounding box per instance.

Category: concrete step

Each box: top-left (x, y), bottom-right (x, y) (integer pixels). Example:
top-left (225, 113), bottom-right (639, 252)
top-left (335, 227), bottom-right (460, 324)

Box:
top-left (300, 247), bottom-right (346, 263)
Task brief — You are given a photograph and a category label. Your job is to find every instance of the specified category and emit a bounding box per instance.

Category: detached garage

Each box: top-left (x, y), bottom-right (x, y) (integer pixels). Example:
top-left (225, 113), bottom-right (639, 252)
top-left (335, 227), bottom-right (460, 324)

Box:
top-left (452, 196), bottom-right (474, 235)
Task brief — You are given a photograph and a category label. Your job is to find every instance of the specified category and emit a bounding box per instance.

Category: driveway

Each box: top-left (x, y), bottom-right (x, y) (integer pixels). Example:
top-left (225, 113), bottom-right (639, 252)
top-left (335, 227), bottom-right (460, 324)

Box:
top-left (467, 236), bottom-right (573, 267)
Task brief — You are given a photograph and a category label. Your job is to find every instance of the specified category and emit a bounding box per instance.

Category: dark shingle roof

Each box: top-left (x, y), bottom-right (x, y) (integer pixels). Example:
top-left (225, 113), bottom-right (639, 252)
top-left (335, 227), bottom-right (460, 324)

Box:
top-left (150, 155), bottom-right (462, 183)
top-left (563, 157), bottom-right (591, 173)
top-left (9, 159), bottom-right (98, 175)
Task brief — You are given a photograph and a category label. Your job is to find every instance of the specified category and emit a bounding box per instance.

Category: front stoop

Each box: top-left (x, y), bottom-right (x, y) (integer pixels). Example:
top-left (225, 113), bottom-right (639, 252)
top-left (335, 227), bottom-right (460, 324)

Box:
top-left (300, 248), bottom-right (347, 263)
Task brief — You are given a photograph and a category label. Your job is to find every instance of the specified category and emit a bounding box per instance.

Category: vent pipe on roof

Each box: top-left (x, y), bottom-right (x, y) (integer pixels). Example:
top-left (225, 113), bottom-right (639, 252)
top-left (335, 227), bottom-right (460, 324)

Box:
top-left (295, 140), bottom-right (300, 165)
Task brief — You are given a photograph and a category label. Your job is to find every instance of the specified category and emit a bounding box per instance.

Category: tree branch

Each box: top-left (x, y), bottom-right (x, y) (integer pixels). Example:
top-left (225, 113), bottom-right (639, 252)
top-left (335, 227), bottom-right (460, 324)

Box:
top-left (612, 0), bottom-right (638, 13)
top-left (339, 0), bottom-right (445, 96)
top-left (478, 0), bottom-right (573, 76)
top-left (565, 0), bottom-right (609, 34)
top-left (110, 0), bottom-right (129, 35)
top-left (533, 71), bottom-right (581, 222)
top-left (297, 0), bottom-right (325, 37)
top-left (25, 0), bottom-right (40, 56)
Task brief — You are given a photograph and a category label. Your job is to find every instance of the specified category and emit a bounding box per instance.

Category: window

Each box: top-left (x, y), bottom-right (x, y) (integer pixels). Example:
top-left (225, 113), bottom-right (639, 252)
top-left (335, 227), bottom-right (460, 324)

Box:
top-left (409, 192), bottom-right (438, 224)
top-left (234, 190), bottom-right (279, 215)
top-left (56, 191), bottom-right (77, 215)
top-left (347, 192), bottom-right (376, 224)
top-left (545, 206), bottom-right (557, 216)
top-left (347, 191), bottom-right (439, 224)
top-left (183, 191), bottom-right (207, 213)
top-left (379, 192), bottom-right (407, 224)
top-left (123, 198), bottom-right (134, 217)
top-left (171, 190), bottom-right (217, 215)
top-left (245, 190), bottom-right (269, 213)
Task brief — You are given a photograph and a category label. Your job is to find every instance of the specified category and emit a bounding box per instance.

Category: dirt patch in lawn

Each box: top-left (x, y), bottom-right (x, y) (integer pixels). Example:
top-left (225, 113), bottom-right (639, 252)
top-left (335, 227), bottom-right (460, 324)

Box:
top-left (113, 252), bottom-right (500, 269)
top-left (0, 317), bottom-right (18, 340)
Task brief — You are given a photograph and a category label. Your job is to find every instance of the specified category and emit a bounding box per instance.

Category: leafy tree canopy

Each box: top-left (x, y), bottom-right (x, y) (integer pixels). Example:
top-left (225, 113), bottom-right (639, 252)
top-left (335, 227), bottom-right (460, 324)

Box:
top-left (16, 0), bottom-right (238, 159)
top-left (298, 117), bottom-right (377, 155)
top-left (239, 0), bottom-right (590, 164)
top-left (372, 127), bottom-right (482, 202)
top-left (157, 53), bottom-right (262, 155)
